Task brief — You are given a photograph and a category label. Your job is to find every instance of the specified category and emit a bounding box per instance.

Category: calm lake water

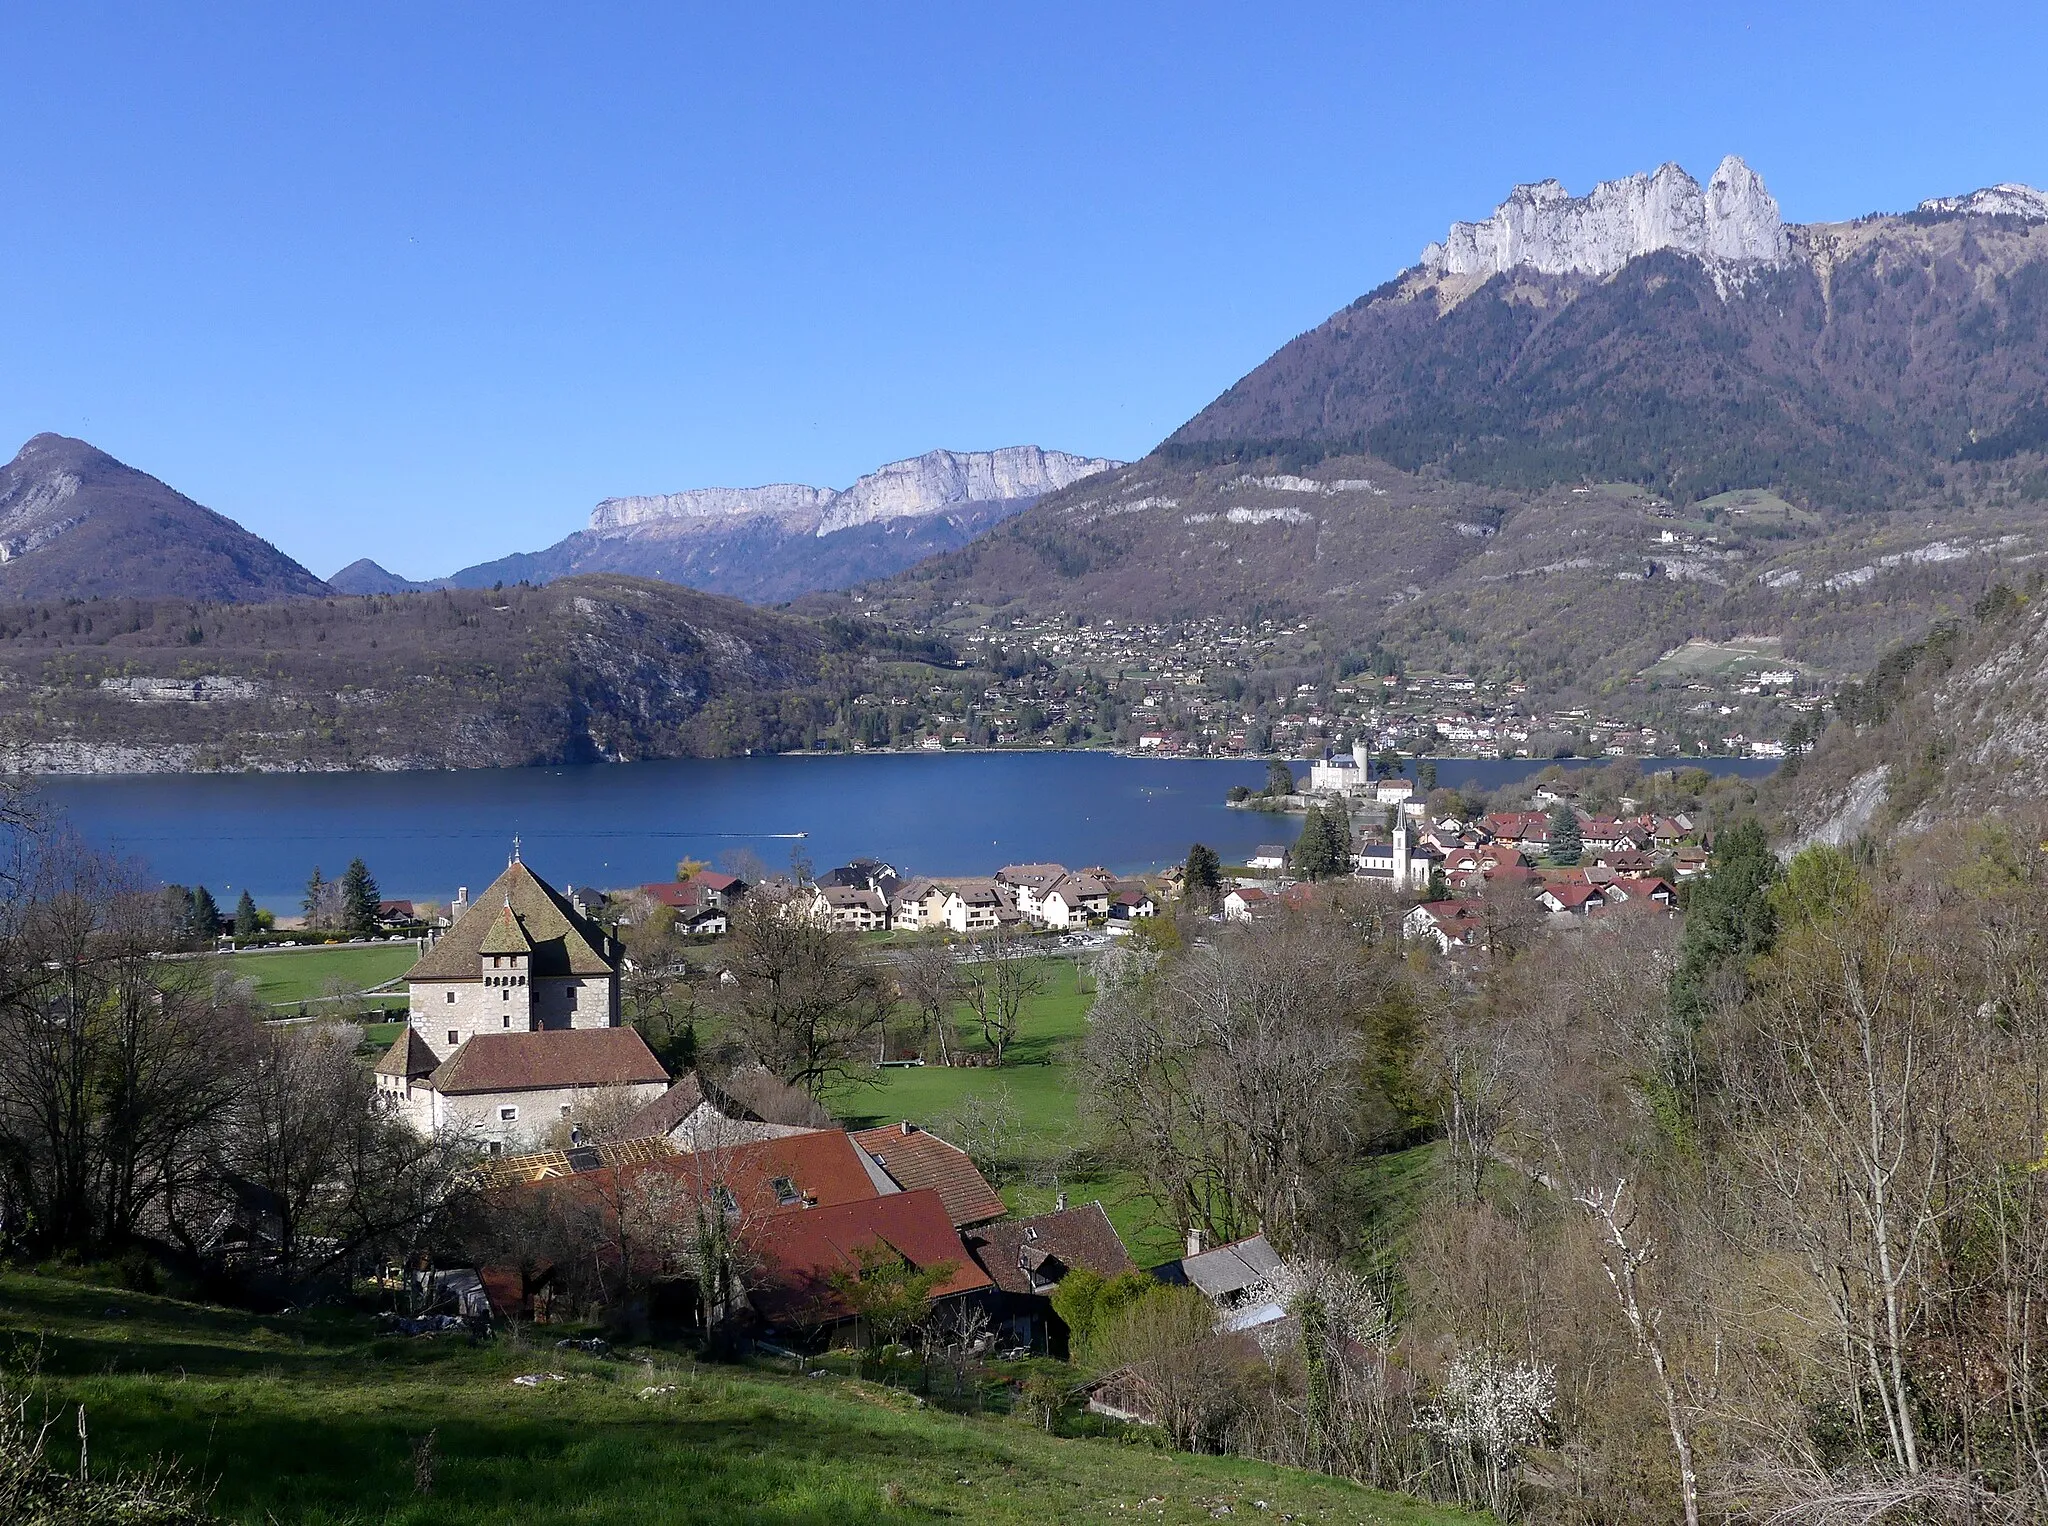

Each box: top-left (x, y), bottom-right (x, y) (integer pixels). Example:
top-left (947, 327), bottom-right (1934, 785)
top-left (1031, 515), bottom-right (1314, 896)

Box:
top-left (34, 753), bottom-right (1778, 912)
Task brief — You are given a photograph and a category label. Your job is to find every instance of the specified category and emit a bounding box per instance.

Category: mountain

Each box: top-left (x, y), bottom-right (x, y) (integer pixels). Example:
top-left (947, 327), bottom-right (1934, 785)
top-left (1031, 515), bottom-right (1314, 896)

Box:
top-left (434, 446), bottom-right (1118, 603)
top-left (0, 574), bottom-right (875, 772)
top-left (851, 161), bottom-right (2048, 707)
top-left (1772, 584), bottom-right (2048, 847)
top-left (0, 434), bottom-right (330, 603)
top-left (328, 558), bottom-right (429, 594)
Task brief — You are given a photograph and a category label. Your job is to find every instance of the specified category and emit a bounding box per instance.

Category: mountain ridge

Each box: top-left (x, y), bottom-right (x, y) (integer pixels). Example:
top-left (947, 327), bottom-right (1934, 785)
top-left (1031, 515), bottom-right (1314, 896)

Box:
top-left (424, 444), bottom-right (1118, 604)
top-left (0, 433), bottom-right (330, 604)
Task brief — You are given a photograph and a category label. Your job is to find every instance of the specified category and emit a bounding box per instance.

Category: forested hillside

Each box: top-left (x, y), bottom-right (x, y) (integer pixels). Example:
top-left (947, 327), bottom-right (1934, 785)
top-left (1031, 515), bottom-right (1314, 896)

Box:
top-left (0, 575), bottom-right (895, 771)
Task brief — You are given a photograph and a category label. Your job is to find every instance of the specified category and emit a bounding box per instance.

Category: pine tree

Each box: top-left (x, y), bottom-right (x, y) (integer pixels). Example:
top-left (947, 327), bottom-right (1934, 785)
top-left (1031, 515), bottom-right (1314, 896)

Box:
top-left (189, 884), bottom-right (222, 941)
top-left (1291, 806), bottom-right (1329, 879)
top-left (340, 858), bottom-right (381, 937)
top-left (1181, 843), bottom-right (1222, 909)
top-left (234, 889), bottom-right (260, 938)
top-left (303, 866), bottom-right (327, 921)
top-left (1548, 803), bottom-right (1583, 866)
top-left (1265, 759), bottom-right (1296, 797)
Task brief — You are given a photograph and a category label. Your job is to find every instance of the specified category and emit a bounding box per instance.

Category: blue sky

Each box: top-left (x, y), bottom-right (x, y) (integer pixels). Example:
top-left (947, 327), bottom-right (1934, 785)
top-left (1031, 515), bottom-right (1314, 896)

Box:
top-left (3, 2), bottom-right (2044, 580)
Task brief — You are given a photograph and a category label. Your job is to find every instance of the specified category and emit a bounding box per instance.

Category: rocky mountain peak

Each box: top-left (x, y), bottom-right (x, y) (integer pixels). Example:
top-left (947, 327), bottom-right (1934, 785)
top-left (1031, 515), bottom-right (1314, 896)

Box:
top-left (1420, 154), bottom-right (1789, 280)
top-left (1918, 183), bottom-right (2048, 220)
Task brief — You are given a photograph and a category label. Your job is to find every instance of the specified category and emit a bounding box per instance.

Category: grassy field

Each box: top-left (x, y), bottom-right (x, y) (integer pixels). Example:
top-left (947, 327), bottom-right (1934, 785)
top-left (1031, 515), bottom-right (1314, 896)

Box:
top-left (830, 958), bottom-right (1182, 1266)
top-left (218, 943), bottom-right (421, 1006)
top-left (0, 1269), bottom-right (1477, 1526)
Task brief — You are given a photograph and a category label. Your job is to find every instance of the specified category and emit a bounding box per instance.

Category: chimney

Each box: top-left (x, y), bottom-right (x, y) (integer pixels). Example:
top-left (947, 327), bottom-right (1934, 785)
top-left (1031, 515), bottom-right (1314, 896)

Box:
top-left (1185, 1226), bottom-right (1206, 1259)
top-left (900, 1120), bottom-right (914, 1135)
top-left (1055, 1191), bottom-right (1068, 1213)
top-left (453, 887), bottom-right (469, 918)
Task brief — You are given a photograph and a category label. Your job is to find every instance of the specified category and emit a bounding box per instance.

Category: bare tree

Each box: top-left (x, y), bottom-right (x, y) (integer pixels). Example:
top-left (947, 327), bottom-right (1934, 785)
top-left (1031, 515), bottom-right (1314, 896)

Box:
top-left (710, 890), bottom-right (890, 1098)
top-left (895, 935), bottom-right (960, 1066)
top-left (959, 923), bottom-right (1044, 1064)
top-left (1083, 905), bottom-right (1372, 1249)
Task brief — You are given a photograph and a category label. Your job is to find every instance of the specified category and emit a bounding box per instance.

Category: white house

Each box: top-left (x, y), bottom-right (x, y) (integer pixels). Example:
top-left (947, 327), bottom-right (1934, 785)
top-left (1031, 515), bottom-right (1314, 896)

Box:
top-left (377, 1025), bottom-right (669, 1153)
top-left (809, 885), bottom-right (888, 932)
top-left (1247, 845), bottom-right (1287, 872)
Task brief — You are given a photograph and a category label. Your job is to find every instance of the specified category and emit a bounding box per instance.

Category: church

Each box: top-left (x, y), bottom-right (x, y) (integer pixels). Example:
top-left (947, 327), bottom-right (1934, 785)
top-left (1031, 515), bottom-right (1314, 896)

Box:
top-left (375, 855), bottom-right (666, 1151)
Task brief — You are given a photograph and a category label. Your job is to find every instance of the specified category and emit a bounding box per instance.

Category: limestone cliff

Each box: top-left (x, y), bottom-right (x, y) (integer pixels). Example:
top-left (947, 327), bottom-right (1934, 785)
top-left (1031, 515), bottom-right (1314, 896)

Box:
top-left (1420, 155), bottom-right (1789, 279)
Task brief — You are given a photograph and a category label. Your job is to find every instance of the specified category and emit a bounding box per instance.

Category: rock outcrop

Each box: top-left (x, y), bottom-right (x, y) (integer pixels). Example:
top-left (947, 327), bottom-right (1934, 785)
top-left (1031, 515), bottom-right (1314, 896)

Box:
top-left (1421, 155), bottom-right (1789, 279)
top-left (588, 446), bottom-right (1115, 537)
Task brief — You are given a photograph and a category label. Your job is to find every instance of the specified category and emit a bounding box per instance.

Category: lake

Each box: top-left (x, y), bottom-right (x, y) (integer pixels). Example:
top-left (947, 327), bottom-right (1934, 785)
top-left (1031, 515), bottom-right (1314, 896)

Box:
top-left (34, 753), bottom-right (1779, 912)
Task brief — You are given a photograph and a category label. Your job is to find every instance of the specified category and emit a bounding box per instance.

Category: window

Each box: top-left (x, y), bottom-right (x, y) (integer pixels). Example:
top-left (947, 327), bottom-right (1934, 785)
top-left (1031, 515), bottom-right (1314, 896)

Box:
top-left (487, 1141), bottom-right (502, 1156)
top-left (712, 1184), bottom-right (738, 1215)
top-left (445, 990), bottom-right (456, 1004)
top-left (560, 1104), bottom-right (572, 1117)
top-left (772, 1176), bottom-right (800, 1207)
top-left (502, 986), bottom-right (510, 1001)
top-left (447, 1031), bottom-right (459, 1047)
top-left (564, 985), bottom-right (577, 1009)
top-left (499, 1106), bottom-right (518, 1122)
top-left (502, 1014), bottom-right (511, 1028)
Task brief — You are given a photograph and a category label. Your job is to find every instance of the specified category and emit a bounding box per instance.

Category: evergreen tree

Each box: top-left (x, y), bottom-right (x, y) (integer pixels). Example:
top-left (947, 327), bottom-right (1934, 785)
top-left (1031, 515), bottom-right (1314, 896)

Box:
top-left (161, 884), bottom-right (194, 945)
top-left (1417, 759), bottom-right (1438, 792)
top-left (340, 858), bottom-right (381, 937)
top-left (1321, 805), bottom-right (1354, 878)
top-left (1290, 806), bottom-right (1329, 879)
top-left (1264, 759), bottom-right (1296, 797)
top-left (189, 884), bottom-right (222, 942)
top-left (1548, 803), bottom-right (1583, 866)
top-left (1668, 819), bottom-right (1781, 1036)
top-left (1181, 843), bottom-right (1222, 910)
top-left (234, 889), bottom-right (261, 938)
top-left (303, 866), bottom-right (327, 921)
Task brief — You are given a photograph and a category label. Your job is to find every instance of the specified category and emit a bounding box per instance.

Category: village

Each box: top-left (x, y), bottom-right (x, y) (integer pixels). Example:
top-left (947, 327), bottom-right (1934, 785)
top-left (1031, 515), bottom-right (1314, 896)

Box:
top-left (844, 610), bottom-right (1822, 761)
top-left (317, 727), bottom-right (1733, 1410)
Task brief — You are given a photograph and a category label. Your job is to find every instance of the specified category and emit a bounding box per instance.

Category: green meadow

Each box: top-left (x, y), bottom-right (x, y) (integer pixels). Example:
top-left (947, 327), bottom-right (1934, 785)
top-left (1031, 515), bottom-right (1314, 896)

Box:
top-left (0, 1269), bottom-right (1478, 1526)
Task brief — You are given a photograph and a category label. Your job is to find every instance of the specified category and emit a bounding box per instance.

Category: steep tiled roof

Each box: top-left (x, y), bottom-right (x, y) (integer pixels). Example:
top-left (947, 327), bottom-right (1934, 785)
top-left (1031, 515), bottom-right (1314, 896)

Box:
top-left (966, 1202), bottom-right (1133, 1296)
top-left (409, 861), bottom-right (614, 981)
top-left (428, 1027), bottom-right (667, 1096)
top-left (374, 1026), bottom-right (439, 1080)
top-left (478, 903), bottom-right (533, 956)
top-left (623, 1074), bottom-right (708, 1138)
top-left (746, 1188), bottom-right (992, 1326)
top-left (852, 1123), bottom-right (1006, 1227)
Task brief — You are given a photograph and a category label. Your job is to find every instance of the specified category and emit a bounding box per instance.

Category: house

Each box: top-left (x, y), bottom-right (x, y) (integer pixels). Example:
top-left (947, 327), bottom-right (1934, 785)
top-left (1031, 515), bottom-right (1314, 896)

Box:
top-left (995, 864), bottom-right (1069, 919)
top-left (1151, 1231), bottom-right (1287, 1331)
top-left (379, 1025), bottom-right (670, 1152)
top-left (1039, 868), bottom-right (1115, 929)
top-left (687, 870), bottom-right (746, 910)
top-left (1110, 888), bottom-right (1158, 920)
top-left (1483, 811), bottom-right (1551, 846)
top-left (405, 858), bottom-right (623, 1063)
top-left (887, 877), bottom-right (949, 932)
top-left (623, 1065), bottom-right (833, 1149)
top-left (1402, 899), bottom-right (1487, 953)
top-left (1247, 845), bottom-right (1287, 873)
top-left (1538, 882), bottom-right (1608, 916)
top-left (1672, 846), bottom-right (1711, 879)
top-left (938, 881), bottom-right (1015, 933)
top-left (965, 1202), bottom-right (1135, 1355)
top-left (818, 859), bottom-right (902, 903)
top-left (808, 885), bottom-right (888, 932)
top-left (851, 1122), bottom-right (1007, 1228)
top-left (1581, 817), bottom-right (1648, 854)
top-left (377, 899), bottom-right (419, 928)
top-left (1374, 778), bottom-right (1416, 805)
top-left (1595, 848), bottom-right (1658, 877)
top-left (1222, 886), bottom-right (1269, 922)
top-left (1600, 877), bottom-right (1676, 909)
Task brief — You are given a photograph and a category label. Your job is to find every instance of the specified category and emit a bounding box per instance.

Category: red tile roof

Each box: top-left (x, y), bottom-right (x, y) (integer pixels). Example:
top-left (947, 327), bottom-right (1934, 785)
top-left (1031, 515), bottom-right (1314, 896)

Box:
top-left (746, 1188), bottom-right (992, 1326)
top-left (851, 1123), bottom-right (1006, 1227)
top-left (623, 1127), bottom-right (884, 1218)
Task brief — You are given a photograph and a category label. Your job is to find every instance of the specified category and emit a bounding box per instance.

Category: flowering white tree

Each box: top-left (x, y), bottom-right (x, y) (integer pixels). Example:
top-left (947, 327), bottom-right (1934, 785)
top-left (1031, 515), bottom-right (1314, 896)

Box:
top-left (1415, 1347), bottom-right (1557, 1517)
